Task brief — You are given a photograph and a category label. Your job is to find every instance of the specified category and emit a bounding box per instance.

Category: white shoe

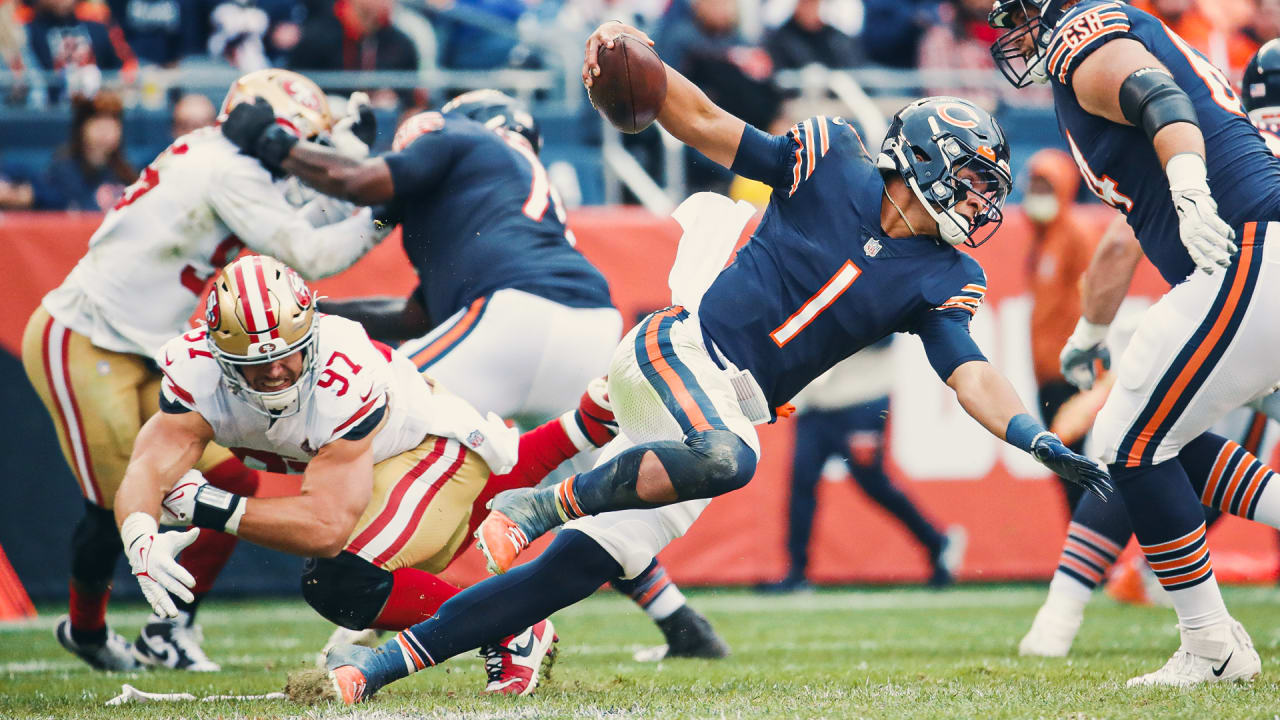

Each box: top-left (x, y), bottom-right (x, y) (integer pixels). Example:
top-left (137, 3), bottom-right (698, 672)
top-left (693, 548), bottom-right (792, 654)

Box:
top-left (1018, 602), bottom-right (1083, 657)
top-left (1126, 620), bottom-right (1261, 687)
top-left (315, 626), bottom-right (383, 668)
top-left (54, 615), bottom-right (142, 672)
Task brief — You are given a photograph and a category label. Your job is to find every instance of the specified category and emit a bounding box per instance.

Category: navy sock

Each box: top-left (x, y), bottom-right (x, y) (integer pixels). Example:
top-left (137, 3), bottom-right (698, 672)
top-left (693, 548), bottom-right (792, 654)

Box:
top-left (370, 530), bottom-right (622, 684)
top-left (1055, 488), bottom-right (1129, 589)
top-left (1112, 459), bottom-right (1214, 592)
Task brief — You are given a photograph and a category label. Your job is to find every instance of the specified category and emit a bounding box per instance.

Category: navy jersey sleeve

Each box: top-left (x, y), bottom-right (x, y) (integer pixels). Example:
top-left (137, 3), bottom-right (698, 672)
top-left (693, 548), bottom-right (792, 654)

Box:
top-left (1044, 1), bottom-right (1138, 87)
top-left (910, 261), bottom-right (989, 380)
top-left (731, 115), bottom-right (870, 197)
top-left (383, 112), bottom-right (462, 198)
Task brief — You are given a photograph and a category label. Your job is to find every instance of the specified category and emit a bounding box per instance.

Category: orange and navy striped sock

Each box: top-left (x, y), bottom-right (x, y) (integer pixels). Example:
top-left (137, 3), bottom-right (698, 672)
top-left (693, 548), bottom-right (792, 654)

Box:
top-left (1055, 521), bottom-right (1124, 590)
top-left (554, 476), bottom-right (588, 522)
top-left (1181, 432), bottom-right (1280, 526)
top-left (609, 559), bottom-right (686, 620)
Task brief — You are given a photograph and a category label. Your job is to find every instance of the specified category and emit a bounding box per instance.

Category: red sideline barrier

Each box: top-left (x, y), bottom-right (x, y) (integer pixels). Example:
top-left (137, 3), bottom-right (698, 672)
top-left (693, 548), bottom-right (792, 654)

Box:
top-left (4, 208), bottom-right (1277, 586)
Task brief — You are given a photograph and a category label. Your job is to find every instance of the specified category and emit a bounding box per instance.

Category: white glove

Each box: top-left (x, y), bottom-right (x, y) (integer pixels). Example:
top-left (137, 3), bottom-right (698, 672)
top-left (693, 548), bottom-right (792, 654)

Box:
top-left (160, 470), bottom-right (208, 526)
top-left (1167, 153), bottom-right (1237, 274)
top-left (1059, 318), bottom-right (1111, 390)
top-left (331, 91), bottom-right (374, 159)
top-left (121, 513), bottom-right (199, 619)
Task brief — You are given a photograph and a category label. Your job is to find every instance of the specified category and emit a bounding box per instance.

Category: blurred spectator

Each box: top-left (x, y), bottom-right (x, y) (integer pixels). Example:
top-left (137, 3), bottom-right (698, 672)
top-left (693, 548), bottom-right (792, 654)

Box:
top-left (860, 0), bottom-right (938, 68)
top-left (660, 0), bottom-right (783, 191)
top-left (1021, 148), bottom-right (1096, 509)
top-left (105, 0), bottom-right (184, 66)
top-left (917, 0), bottom-right (1006, 107)
top-left (758, 340), bottom-right (965, 593)
top-left (557, 0), bottom-right (664, 34)
top-left (765, 0), bottom-right (862, 70)
top-left (289, 0), bottom-right (418, 108)
top-left (24, 0), bottom-right (134, 100)
top-left (433, 0), bottom-right (524, 70)
top-left (0, 161), bottom-right (35, 209)
top-left (1131, 0), bottom-right (1258, 80)
top-left (170, 91), bottom-right (215, 139)
top-left (207, 0), bottom-right (270, 70)
top-left (35, 90), bottom-right (136, 210)
top-left (1251, 0), bottom-right (1280, 45)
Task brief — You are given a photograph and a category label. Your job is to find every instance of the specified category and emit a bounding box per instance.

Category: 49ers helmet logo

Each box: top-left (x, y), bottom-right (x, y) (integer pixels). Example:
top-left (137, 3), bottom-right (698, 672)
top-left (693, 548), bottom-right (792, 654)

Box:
top-left (286, 268), bottom-right (312, 309)
top-left (205, 288), bottom-right (221, 329)
top-left (281, 78), bottom-right (323, 113)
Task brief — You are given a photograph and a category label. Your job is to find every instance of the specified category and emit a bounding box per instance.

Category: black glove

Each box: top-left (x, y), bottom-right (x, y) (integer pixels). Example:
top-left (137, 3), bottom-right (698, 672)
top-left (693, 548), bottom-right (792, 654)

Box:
top-left (1031, 433), bottom-right (1115, 502)
top-left (221, 97), bottom-right (298, 173)
top-left (351, 103), bottom-right (377, 148)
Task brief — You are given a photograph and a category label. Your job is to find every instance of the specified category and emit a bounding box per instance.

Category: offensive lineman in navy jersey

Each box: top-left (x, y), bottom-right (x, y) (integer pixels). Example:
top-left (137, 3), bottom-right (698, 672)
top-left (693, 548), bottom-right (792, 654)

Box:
top-left (308, 22), bottom-right (1112, 704)
top-left (990, 0), bottom-right (1280, 686)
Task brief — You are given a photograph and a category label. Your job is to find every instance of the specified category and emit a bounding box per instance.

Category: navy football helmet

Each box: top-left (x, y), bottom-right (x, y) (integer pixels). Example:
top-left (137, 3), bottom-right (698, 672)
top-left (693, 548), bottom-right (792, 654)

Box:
top-left (441, 89), bottom-right (542, 153)
top-left (877, 97), bottom-right (1013, 248)
top-left (988, 0), bottom-right (1072, 88)
top-left (1243, 38), bottom-right (1280, 123)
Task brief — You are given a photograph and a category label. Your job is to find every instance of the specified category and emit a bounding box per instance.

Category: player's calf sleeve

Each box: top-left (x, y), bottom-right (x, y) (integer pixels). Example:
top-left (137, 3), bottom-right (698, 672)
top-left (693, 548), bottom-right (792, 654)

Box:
top-left (68, 501), bottom-right (122, 643)
top-left (1179, 432), bottom-right (1280, 527)
top-left (373, 530), bottom-right (622, 680)
top-left (1055, 490), bottom-right (1130, 591)
top-left (610, 559), bottom-right (686, 621)
top-left (1111, 460), bottom-right (1228, 629)
top-left (556, 430), bottom-right (757, 520)
top-left (369, 569), bottom-right (461, 631)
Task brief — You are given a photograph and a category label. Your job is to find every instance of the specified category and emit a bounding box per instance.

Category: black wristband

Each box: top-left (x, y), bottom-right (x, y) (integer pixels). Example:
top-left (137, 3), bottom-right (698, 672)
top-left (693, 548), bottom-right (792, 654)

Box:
top-left (191, 485), bottom-right (246, 534)
top-left (1118, 67), bottom-right (1199, 141)
top-left (255, 125), bottom-right (300, 172)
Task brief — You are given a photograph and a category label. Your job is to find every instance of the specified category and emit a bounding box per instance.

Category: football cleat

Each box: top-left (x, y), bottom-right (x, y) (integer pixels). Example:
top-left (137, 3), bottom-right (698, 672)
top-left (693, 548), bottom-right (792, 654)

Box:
top-left (315, 626), bottom-right (384, 667)
top-left (929, 525), bottom-right (968, 588)
top-left (54, 615), bottom-right (142, 672)
top-left (480, 619), bottom-right (559, 695)
top-left (1018, 602), bottom-right (1083, 658)
top-left (1126, 620), bottom-right (1261, 687)
top-left (634, 605), bottom-right (730, 662)
top-left (475, 486), bottom-right (561, 574)
top-left (325, 644), bottom-right (384, 705)
top-left (575, 376), bottom-right (618, 448)
top-left (133, 617), bottom-right (221, 671)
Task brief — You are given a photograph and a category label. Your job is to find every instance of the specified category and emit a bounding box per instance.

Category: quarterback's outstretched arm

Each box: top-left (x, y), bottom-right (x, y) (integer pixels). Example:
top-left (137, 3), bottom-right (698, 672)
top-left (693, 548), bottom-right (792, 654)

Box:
top-left (583, 23), bottom-right (746, 169)
top-left (946, 360), bottom-right (1112, 499)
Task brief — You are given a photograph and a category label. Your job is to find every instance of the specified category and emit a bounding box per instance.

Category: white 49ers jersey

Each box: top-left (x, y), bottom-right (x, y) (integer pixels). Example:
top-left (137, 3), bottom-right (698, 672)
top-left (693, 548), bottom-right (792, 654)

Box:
top-left (155, 315), bottom-right (517, 473)
top-left (42, 126), bottom-right (380, 358)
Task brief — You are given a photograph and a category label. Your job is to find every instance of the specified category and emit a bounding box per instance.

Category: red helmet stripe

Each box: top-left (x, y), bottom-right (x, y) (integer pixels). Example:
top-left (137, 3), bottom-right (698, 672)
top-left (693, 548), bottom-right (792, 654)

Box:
top-left (252, 257), bottom-right (278, 329)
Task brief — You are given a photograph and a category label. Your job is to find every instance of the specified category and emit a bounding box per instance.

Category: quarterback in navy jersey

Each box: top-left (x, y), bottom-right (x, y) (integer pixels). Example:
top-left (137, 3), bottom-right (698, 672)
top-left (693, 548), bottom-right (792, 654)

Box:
top-left (991, 0), bottom-right (1280, 686)
top-left (289, 23), bottom-right (1106, 707)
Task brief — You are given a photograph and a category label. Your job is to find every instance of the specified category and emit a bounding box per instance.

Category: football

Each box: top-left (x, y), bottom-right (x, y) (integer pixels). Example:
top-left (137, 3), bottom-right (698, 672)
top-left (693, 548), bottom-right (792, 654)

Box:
top-left (588, 34), bottom-right (668, 134)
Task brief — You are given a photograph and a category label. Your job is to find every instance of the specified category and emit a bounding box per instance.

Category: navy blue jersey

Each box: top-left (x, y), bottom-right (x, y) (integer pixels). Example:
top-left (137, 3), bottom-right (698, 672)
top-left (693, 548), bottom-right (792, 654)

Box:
top-left (1045, 0), bottom-right (1280, 285)
top-left (383, 113), bottom-right (613, 325)
top-left (697, 116), bottom-right (989, 409)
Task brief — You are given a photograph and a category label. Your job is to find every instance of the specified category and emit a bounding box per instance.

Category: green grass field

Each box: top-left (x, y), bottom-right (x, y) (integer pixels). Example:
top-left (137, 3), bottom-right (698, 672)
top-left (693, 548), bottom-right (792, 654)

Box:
top-left (2, 585), bottom-right (1278, 719)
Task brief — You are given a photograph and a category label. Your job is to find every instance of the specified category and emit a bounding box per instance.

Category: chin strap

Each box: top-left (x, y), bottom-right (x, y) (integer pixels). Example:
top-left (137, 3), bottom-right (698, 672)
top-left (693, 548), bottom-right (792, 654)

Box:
top-left (882, 187), bottom-right (918, 236)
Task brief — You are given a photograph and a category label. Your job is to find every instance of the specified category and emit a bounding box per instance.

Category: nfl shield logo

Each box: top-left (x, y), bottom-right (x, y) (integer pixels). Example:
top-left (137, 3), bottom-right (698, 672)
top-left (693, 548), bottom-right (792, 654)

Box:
top-left (863, 237), bottom-right (882, 257)
top-left (465, 430), bottom-right (485, 449)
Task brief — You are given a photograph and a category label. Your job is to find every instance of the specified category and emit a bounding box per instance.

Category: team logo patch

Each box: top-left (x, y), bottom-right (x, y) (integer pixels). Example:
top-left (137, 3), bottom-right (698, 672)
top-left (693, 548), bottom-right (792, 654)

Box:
top-left (465, 430), bottom-right (486, 449)
top-left (936, 102), bottom-right (979, 129)
top-left (286, 268), bottom-right (312, 309)
top-left (205, 290), bottom-right (221, 329)
top-left (863, 237), bottom-right (882, 257)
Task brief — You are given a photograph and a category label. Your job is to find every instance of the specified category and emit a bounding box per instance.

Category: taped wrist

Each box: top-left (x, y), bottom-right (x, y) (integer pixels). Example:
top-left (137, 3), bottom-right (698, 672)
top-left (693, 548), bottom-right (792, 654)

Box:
top-left (191, 485), bottom-right (247, 535)
top-left (1005, 413), bottom-right (1050, 453)
top-left (1119, 67), bottom-right (1199, 141)
top-left (255, 125), bottom-right (299, 171)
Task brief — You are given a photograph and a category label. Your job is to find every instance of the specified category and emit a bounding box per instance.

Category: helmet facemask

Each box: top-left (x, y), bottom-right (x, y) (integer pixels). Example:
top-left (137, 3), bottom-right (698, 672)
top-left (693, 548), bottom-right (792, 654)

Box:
top-left (211, 328), bottom-right (321, 418)
top-left (989, 0), bottom-right (1054, 88)
top-left (881, 121), bottom-right (1011, 248)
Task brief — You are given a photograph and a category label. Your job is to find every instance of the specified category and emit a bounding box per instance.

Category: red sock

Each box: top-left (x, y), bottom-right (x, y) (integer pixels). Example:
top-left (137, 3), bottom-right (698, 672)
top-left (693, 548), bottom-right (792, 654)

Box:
top-left (369, 568), bottom-right (462, 630)
top-left (202, 457), bottom-right (262, 495)
top-left (68, 580), bottom-right (110, 632)
top-left (182, 530), bottom-right (238, 595)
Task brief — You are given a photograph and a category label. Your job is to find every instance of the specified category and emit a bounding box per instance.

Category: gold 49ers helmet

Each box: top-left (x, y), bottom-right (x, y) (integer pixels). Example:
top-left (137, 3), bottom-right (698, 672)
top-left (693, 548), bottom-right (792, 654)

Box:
top-left (205, 255), bottom-right (320, 417)
top-left (219, 68), bottom-right (334, 140)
